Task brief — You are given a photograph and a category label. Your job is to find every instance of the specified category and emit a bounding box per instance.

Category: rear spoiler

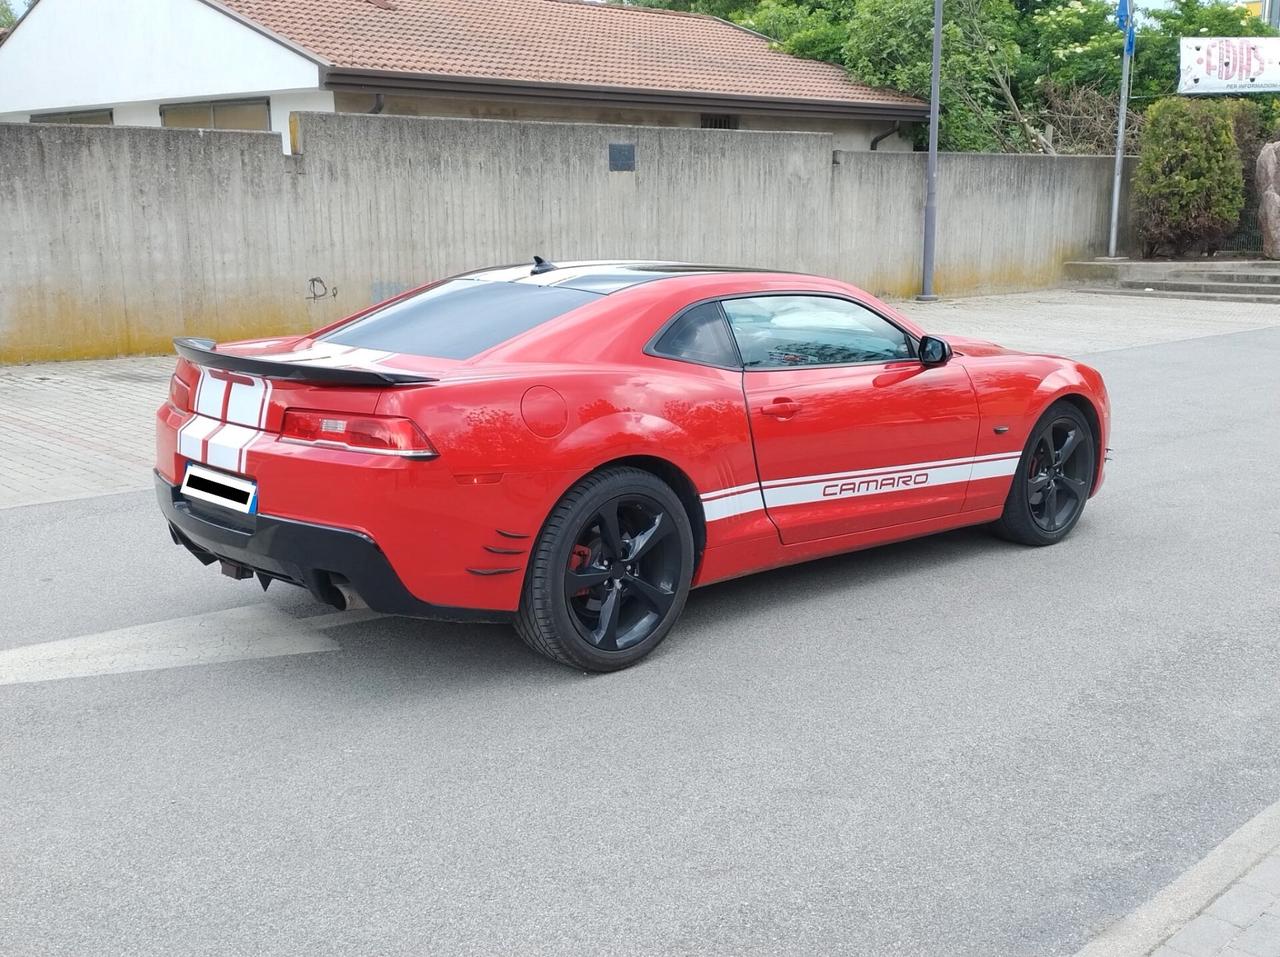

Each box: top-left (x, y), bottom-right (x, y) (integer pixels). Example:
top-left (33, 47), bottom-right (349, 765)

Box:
top-left (173, 338), bottom-right (437, 386)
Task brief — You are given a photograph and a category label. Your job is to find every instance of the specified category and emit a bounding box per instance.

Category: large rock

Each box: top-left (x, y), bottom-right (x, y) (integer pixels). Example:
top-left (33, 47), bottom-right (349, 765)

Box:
top-left (1261, 141), bottom-right (1280, 261)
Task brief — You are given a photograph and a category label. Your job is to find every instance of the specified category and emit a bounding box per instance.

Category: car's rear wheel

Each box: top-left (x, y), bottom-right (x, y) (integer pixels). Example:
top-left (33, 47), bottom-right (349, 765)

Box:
top-left (515, 467), bottom-right (695, 671)
top-left (993, 401), bottom-right (1096, 546)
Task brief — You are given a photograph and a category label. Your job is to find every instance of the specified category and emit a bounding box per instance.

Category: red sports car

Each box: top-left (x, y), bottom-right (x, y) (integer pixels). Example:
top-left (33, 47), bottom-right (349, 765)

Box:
top-left (156, 260), bottom-right (1109, 670)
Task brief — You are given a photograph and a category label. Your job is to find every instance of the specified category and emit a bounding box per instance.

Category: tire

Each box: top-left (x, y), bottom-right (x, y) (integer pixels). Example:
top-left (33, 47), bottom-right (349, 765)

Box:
top-left (515, 466), bottom-right (695, 671)
top-left (993, 400), bottom-right (1096, 547)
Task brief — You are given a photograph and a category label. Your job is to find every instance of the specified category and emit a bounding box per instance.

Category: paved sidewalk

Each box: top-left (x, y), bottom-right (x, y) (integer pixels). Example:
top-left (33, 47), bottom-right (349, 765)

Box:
top-left (2, 289), bottom-right (1279, 510)
top-left (0, 356), bottom-right (171, 508)
top-left (1077, 799), bottom-right (1280, 957)
top-left (1158, 860), bottom-right (1280, 956)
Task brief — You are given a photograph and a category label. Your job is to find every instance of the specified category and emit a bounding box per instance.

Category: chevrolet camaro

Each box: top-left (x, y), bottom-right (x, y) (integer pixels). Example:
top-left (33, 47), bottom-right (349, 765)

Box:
top-left (155, 260), bottom-right (1110, 671)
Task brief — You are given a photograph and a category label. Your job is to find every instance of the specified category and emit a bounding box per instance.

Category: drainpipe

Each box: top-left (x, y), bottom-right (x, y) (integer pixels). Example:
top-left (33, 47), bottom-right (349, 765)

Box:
top-left (870, 122), bottom-right (901, 151)
top-left (369, 94), bottom-right (385, 115)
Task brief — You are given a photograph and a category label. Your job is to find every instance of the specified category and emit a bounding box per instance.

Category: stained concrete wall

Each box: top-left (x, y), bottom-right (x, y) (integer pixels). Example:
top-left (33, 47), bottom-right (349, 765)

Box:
top-left (0, 113), bottom-right (1132, 363)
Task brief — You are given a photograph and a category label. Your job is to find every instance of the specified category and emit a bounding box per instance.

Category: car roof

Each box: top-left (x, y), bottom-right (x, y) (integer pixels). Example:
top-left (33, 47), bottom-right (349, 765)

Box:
top-left (457, 260), bottom-right (791, 295)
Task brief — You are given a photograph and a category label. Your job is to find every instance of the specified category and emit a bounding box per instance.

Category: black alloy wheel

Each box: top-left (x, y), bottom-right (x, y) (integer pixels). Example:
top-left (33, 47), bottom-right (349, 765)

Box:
top-left (564, 496), bottom-right (681, 652)
top-left (516, 467), bottom-right (694, 671)
top-left (994, 401), bottom-right (1096, 546)
top-left (1026, 418), bottom-right (1092, 533)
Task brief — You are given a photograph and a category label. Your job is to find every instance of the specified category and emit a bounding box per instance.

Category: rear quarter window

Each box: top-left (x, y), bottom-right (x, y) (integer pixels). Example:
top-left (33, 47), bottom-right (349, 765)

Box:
top-left (323, 280), bottom-right (599, 359)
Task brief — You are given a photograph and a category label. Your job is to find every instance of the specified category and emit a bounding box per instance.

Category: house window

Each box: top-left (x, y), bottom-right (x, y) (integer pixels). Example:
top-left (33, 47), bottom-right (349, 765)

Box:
top-left (160, 99), bottom-right (271, 132)
top-left (700, 113), bottom-right (740, 130)
top-left (31, 109), bottom-right (114, 125)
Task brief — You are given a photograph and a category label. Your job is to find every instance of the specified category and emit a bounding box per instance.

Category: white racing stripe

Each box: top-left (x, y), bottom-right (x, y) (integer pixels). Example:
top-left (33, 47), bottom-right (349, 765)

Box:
top-left (281, 346), bottom-right (393, 370)
top-left (255, 342), bottom-right (356, 364)
top-left (205, 423), bottom-right (260, 472)
top-left (177, 414), bottom-right (220, 461)
top-left (224, 376), bottom-right (268, 428)
top-left (177, 369), bottom-right (274, 474)
top-left (192, 366), bottom-right (224, 419)
top-left (699, 452), bottom-right (1021, 522)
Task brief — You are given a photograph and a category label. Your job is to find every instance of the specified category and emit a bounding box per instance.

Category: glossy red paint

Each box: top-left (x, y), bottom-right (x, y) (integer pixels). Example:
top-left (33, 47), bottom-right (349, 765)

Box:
top-left (155, 267), bottom-right (1110, 615)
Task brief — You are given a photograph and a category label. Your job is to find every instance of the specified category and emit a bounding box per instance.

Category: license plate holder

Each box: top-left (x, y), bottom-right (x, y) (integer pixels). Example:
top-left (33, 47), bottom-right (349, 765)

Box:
top-left (181, 462), bottom-right (258, 514)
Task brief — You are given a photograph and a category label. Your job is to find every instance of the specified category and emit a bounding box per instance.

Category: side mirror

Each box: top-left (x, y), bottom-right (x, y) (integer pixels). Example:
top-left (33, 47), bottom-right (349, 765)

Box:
top-left (919, 335), bottom-right (952, 366)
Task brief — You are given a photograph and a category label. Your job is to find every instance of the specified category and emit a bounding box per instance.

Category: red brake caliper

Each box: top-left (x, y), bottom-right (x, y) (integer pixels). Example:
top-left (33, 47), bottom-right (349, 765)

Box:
top-left (570, 545), bottom-right (593, 597)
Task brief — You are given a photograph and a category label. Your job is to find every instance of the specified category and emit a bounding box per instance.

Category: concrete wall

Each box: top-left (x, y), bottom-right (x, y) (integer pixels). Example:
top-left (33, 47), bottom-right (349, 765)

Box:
top-left (829, 150), bottom-right (1132, 296)
top-left (0, 113), bottom-right (1132, 363)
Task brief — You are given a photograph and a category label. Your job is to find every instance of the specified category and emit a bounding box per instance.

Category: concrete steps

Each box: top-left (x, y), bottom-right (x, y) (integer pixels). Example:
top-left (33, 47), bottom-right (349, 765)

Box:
top-left (1066, 258), bottom-right (1280, 302)
top-left (1119, 279), bottom-right (1280, 297)
top-left (1079, 286), bottom-right (1280, 304)
top-left (1170, 270), bottom-right (1280, 284)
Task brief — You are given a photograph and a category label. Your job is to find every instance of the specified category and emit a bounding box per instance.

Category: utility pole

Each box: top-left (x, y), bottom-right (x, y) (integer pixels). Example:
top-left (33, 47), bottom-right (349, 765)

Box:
top-left (1107, 0), bottom-right (1136, 258)
top-left (918, 0), bottom-right (943, 300)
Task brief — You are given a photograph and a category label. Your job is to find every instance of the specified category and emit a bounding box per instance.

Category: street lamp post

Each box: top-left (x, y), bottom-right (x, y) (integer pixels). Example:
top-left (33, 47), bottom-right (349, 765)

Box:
top-left (918, 0), bottom-right (943, 301)
top-left (1107, 0), bottom-right (1136, 258)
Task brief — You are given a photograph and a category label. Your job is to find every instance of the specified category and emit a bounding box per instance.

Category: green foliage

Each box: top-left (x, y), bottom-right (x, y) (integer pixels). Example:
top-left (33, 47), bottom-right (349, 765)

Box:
top-left (1025, 0), bottom-right (1123, 94)
top-left (1133, 97), bottom-right (1244, 257)
top-left (625, 0), bottom-right (757, 17)
top-left (737, 0), bottom-right (851, 63)
top-left (0, 0), bottom-right (18, 29)
top-left (1228, 98), bottom-right (1269, 249)
top-left (620, 0), bottom-right (1280, 154)
top-left (843, 0), bottom-right (1032, 151)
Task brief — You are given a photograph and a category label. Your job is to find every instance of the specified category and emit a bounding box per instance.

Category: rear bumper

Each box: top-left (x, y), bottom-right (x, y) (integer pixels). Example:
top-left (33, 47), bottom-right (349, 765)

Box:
top-left (156, 473), bottom-right (510, 623)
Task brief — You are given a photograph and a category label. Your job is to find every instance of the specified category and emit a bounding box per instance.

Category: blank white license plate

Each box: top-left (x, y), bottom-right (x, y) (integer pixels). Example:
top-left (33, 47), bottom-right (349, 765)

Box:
top-left (181, 463), bottom-right (258, 514)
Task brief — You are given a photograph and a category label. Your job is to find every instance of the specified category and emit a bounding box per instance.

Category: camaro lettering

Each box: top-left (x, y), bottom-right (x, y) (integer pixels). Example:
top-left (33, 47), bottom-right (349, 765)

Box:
top-left (821, 472), bottom-right (930, 497)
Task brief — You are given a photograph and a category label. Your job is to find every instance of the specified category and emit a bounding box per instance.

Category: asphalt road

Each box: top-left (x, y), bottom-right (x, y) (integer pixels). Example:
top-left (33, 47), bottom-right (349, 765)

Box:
top-left (2, 325), bottom-right (1278, 956)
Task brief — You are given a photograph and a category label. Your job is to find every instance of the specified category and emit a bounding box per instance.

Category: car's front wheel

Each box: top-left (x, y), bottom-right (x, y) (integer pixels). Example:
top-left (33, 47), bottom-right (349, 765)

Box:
top-left (515, 467), bottom-right (695, 671)
top-left (994, 401), bottom-right (1096, 546)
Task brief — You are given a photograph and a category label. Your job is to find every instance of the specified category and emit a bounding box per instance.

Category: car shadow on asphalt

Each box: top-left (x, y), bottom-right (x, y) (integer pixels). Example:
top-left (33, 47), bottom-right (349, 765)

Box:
top-left (307, 521), bottom-right (1028, 685)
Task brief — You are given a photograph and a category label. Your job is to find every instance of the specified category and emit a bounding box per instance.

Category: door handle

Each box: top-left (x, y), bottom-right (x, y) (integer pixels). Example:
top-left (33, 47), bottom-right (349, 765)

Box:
top-left (759, 399), bottom-right (802, 418)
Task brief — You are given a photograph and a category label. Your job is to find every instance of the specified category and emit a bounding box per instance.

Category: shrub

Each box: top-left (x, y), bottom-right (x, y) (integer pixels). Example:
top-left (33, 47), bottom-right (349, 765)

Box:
top-left (1133, 97), bottom-right (1244, 258)
top-left (1229, 99), bottom-right (1267, 251)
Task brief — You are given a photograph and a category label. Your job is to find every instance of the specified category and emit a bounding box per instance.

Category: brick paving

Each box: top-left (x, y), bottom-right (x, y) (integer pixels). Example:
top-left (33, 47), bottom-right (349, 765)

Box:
top-left (0, 356), bottom-right (171, 508)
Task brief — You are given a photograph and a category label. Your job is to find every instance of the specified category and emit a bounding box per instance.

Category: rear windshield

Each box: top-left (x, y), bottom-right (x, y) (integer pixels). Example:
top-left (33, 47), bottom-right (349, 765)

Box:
top-left (322, 279), bottom-right (599, 359)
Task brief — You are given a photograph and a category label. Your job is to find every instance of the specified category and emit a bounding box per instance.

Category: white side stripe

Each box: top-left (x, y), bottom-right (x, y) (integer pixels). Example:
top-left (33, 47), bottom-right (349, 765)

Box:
top-left (699, 452), bottom-right (1022, 523)
top-left (764, 462), bottom-right (972, 509)
top-left (970, 456), bottom-right (1022, 480)
top-left (702, 488), bottom-right (767, 521)
top-left (761, 452), bottom-right (1019, 491)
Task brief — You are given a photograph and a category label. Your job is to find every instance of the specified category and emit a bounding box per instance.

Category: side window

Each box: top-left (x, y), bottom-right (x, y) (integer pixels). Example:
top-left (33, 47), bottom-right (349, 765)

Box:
top-left (652, 302), bottom-right (740, 368)
top-left (721, 295), bottom-right (913, 368)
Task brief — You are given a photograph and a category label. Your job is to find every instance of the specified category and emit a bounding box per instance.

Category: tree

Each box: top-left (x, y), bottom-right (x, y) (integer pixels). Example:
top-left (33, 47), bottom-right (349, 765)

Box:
top-left (1133, 97), bottom-right (1244, 257)
top-left (0, 1), bottom-right (18, 30)
top-left (842, 0), bottom-right (1032, 151)
top-left (620, 0), bottom-right (1280, 154)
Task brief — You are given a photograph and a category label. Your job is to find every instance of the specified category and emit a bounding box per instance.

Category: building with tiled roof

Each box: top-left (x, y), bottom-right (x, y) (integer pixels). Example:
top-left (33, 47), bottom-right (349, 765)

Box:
top-left (0, 0), bottom-right (925, 151)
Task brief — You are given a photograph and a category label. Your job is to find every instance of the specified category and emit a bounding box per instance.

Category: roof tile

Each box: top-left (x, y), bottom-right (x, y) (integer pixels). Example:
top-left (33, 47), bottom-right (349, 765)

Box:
top-left (217, 0), bottom-right (924, 111)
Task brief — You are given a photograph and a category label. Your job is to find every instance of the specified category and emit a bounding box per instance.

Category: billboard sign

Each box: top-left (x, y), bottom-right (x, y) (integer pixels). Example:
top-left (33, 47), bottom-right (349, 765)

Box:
top-left (1179, 36), bottom-right (1280, 94)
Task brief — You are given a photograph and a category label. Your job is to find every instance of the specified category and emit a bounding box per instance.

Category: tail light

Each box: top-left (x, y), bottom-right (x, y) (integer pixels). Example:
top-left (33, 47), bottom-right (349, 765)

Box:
top-left (169, 374), bottom-right (192, 411)
top-left (281, 409), bottom-right (438, 458)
